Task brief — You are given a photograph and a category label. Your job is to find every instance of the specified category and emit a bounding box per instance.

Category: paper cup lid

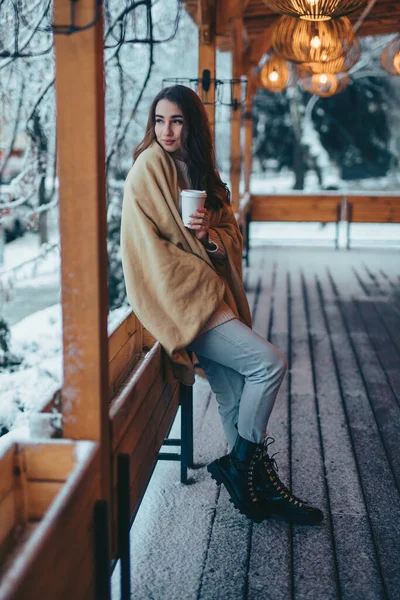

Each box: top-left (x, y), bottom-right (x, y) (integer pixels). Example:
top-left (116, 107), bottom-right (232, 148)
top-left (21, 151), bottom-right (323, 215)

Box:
top-left (181, 189), bottom-right (207, 197)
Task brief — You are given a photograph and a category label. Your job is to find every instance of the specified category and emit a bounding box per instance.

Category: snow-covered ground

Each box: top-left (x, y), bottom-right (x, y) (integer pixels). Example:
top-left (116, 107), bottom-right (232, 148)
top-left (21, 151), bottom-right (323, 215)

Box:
top-left (0, 300), bottom-right (131, 445)
top-left (250, 221), bottom-right (400, 248)
top-left (0, 230), bottom-right (130, 444)
top-left (0, 305), bottom-right (62, 435)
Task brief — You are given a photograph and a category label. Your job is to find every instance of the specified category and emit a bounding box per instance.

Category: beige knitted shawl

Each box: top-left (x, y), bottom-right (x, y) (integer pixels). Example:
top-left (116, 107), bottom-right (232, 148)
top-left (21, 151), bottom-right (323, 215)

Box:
top-left (120, 141), bottom-right (252, 385)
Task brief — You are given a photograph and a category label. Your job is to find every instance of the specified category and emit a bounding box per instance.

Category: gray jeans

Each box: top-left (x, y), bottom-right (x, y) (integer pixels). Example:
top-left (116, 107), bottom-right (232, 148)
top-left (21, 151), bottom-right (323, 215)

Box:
top-left (186, 318), bottom-right (287, 448)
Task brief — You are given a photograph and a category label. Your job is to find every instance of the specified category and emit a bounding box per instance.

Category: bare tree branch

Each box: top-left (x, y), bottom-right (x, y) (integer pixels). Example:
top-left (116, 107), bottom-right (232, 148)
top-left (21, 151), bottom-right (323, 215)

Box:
top-left (0, 78), bottom-right (25, 182)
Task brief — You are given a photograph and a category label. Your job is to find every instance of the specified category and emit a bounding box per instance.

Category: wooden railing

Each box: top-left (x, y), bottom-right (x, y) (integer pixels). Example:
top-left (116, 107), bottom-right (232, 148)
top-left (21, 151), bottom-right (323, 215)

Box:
top-left (0, 440), bottom-right (104, 600)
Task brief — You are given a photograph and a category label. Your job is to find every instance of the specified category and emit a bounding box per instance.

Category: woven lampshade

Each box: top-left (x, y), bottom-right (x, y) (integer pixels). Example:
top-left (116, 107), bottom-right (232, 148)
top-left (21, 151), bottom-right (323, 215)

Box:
top-left (302, 37), bottom-right (361, 74)
top-left (259, 52), bottom-right (291, 92)
top-left (262, 0), bottom-right (366, 21)
top-left (381, 35), bottom-right (400, 76)
top-left (273, 16), bottom-right (354, 64)
top-left (299, 70), bottom-right (350, 96)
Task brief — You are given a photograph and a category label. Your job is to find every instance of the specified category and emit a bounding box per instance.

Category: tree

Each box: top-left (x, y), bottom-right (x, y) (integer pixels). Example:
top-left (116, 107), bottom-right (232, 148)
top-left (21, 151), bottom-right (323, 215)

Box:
top-left (252, 35), bottom-right (398, 188)
top-left (311, 76), bottom-right (393, 180)
top-left (0, 0), bottom-right (195, 311)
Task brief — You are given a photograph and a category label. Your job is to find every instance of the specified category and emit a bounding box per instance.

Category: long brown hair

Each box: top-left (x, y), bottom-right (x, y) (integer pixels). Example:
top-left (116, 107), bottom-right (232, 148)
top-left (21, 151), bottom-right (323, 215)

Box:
top-left (133, 85), bottom-right (230, 210)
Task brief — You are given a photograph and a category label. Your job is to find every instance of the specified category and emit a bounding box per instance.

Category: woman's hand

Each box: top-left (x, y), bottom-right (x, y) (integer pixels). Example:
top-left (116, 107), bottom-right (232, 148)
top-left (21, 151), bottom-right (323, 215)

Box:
top-left (189, 207), bottom-right (211, 244)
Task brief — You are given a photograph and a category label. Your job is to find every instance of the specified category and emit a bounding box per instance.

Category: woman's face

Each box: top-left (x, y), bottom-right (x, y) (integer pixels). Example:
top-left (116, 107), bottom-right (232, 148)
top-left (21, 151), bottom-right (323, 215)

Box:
top-left (154, 99), bottom-right (184, 153)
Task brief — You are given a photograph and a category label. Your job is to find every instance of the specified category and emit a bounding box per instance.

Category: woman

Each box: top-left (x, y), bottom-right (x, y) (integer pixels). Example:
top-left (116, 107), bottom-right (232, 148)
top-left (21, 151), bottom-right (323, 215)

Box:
top-left (121, 85), bottom-right (323, 525)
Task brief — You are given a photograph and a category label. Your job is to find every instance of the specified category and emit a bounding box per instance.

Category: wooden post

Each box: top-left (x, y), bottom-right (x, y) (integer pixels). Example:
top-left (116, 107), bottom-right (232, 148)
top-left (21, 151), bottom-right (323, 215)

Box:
top-left (230, 17), bottom-right (243, 213)
top-left (240, 22), bottom-right (275, 197)
top-left (243, 75), bottom-right (256, 194)
top-left (53, 0), bottom-right (110, 501)
top-left (198, 0), bottom-right (217, 140)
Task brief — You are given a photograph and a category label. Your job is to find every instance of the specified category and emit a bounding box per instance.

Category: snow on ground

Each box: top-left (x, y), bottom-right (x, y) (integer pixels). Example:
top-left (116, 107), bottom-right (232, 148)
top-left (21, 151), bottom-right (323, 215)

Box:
top-left (0, 305), bottom-right (62, 436)
top-left (250, 221), bottom-right (400, 248)
top-left (0, 227), bottom-right (132, 442)
top-left (0, 231), bottom-right (59, 274)
top-left (247, 170), bottom-right (400, 195)
top-left (0, 301), bottom-right (131, 441)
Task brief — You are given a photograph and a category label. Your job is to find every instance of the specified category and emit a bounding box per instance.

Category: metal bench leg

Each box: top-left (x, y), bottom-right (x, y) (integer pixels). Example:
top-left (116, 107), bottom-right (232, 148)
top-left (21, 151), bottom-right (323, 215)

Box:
top-left (184, 384), bottom-right (194, 468)
top-left (117, 453), bottom-right (131, 600)
top-left (180, 383), bottom-right (194, 484)
top-left (347, 203), bottom-right (353, 250)
top-left (335, 203), bottom-right (340, 249)
top-left (94, 499), bottom-right (111, 600)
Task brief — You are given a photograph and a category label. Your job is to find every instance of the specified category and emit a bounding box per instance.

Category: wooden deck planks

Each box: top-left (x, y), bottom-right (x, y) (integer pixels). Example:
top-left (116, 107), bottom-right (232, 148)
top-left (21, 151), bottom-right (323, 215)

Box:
top-left (315, 254), bottom-right (400, 599)
top-left (288, 263), bottom-right (338, 600)
top-left (249, 256), bottom-right (292, 600)
top-left (302, 262), bottom-right (384, 599)
top-left (198, 250), bottom-right (264, 600)
top-left (126, 246), bottom-right (400, 600)
top-left (200, 246), bottom-right (400, 599)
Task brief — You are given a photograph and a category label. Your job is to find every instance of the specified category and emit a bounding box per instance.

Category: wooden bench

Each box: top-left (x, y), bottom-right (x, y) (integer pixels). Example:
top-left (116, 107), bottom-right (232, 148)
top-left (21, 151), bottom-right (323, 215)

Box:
top-left (243, 193), bottom-right (343, 265)
top-left (241, 193), bottom-right (400, 259)
top-left (107, 311), bottom-right (194, 599)
top-left (346, 195), bottom-right (400, 249)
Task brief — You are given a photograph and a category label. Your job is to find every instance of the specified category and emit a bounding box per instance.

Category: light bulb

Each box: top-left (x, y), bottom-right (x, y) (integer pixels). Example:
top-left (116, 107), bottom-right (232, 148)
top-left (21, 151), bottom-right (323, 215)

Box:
top-left (310, 36), bottom-right (321, 49)
top-left (321, 52), bottom-right (328, 62)
top-left (269, 70), bottom-right (279, 82)
top-left (306, 0), bottom-right (319, 5)
top-left (319, 74), bottom-right (328, 84)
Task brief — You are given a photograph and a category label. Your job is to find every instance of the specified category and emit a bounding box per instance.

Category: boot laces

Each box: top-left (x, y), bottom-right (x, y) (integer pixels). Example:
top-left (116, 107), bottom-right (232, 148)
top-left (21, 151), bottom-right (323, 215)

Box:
top-left (261, 437), bottom-right (304, 507)
top-left (247, 445), bottom-right (265, 504)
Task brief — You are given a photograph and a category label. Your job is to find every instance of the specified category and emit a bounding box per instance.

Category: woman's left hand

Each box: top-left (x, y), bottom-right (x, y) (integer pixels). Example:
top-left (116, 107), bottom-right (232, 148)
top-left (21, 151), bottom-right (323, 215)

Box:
top-left (189, 207), bottom-right (211, 244)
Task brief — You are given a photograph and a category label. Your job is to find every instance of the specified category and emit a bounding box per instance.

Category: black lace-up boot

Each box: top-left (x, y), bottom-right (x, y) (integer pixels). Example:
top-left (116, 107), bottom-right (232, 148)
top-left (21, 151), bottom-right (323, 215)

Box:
top-left (256, 437), bottom-right (324, 525)
top-left (207, 435), bottom-right (266, 523)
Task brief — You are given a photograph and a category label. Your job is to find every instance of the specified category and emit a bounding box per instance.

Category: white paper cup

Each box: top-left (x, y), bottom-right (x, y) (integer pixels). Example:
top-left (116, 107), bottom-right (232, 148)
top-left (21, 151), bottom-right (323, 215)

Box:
top-left (181, 189), bottom-right (207, 227)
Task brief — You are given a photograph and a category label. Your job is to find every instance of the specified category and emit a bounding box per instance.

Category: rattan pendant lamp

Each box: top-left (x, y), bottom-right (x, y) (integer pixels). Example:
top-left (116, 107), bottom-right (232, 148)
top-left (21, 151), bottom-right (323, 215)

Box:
top-left (299, 70), bottom-right (350, 96)
top-left (262, 0), bottom-right (367, 21)
top-left (381, 35), bottom-right (400, 76)
top-left (258, 52), bottom-right (291, 92)
top-left (273, 15), bottom-right (355, 63)
top-left (302, 37), bottom-right (360, 74)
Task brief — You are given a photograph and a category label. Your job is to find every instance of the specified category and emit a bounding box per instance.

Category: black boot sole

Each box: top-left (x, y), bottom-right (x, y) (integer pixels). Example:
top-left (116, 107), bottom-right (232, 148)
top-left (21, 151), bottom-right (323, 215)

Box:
top-left (262, 510), bottom-right (324, 525)
top-left (207, 460), bottom-right (265, 524)
top-left (260, 498), bottom-right (324, 525)
top-left (265, 507), bottom-right (324, 525)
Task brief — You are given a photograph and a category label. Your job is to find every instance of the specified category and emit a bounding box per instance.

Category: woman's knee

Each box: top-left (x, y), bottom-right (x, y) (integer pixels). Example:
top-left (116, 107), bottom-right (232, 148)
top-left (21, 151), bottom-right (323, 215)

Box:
top-left (258, 346), bottom-right (287, 380)
top-left (277, 351), bottom-right (288, 376)
top-left (271, 353), bottom-right (287, 381)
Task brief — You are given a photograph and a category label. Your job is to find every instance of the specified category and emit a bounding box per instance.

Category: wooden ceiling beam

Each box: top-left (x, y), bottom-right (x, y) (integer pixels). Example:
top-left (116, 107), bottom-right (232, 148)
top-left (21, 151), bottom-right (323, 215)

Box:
top-left (197, 0), bottom-right (215, 44)
top-left (244, 23), bottom-right (275, 68)
top-left (216, 0), bottom-right (245, 36)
